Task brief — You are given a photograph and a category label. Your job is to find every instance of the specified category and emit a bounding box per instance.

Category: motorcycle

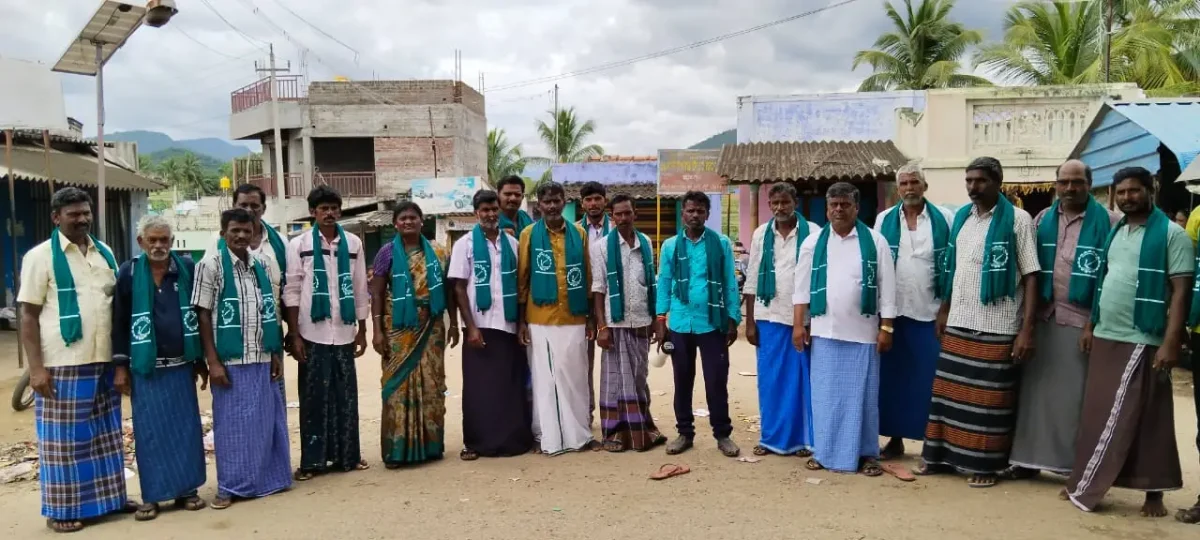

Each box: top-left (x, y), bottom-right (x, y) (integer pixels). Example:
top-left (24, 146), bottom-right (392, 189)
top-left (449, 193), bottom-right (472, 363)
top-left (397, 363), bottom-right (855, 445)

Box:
top-left (12, 370), bottom-right (33, 411)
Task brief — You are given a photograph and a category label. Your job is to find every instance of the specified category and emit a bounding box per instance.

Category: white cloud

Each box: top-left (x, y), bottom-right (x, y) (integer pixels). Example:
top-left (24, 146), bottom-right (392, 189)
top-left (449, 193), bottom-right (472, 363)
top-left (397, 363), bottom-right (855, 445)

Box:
top-left (0, 0), bottom-right (1009, 154)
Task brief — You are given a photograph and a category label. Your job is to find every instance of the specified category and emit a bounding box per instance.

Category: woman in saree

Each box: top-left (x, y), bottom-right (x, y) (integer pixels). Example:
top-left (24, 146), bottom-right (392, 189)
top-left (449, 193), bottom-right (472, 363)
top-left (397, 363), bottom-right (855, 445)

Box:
top-left (370, 201), bottom-right (460, 467)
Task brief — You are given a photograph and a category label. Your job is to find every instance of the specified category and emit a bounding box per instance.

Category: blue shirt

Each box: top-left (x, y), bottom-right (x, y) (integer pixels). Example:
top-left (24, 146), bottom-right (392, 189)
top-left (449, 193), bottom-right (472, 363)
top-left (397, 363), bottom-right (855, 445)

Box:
top-left (112, 257), bottom-right (195, 367)
top-left (655, 231), bottom-right (741, 334)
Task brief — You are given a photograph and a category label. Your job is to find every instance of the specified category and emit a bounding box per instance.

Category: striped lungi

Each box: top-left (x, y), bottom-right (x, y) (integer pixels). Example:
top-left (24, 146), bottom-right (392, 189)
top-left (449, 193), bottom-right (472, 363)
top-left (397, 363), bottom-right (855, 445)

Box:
top-left (35, 363), bottom-right (128, 520)
top-left (211, 362), bottom-right (292, 499)
top-left (131, 364), bottom-right (207, 504)
top-left (598, 326), bottom-right (663, 451)
top-left (920, 327), bottom-right (1017, 474)
top-left (809, 337), bottom-right (879, 472)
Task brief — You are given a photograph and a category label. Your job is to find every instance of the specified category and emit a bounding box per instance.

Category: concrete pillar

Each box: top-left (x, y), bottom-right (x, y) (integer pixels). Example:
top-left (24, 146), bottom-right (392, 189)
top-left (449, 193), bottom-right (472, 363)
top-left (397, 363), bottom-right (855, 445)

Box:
top-left (302, 135), bottom-right (314, 191)
top-left (748, 184), bottom-right (760, 245)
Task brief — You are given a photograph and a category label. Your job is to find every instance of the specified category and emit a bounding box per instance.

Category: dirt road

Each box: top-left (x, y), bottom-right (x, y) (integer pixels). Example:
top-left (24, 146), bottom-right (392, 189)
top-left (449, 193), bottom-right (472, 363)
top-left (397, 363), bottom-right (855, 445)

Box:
top-left (1, 337), bottom-right (1199, 539)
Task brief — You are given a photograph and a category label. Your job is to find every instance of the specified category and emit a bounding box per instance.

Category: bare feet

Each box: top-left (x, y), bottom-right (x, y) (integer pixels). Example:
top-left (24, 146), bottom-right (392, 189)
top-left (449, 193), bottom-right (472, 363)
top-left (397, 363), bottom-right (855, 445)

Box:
top-left (1142, 492), bottom-right (1168, 518)
top-left (1058, 488), bottom-right (1069, 501)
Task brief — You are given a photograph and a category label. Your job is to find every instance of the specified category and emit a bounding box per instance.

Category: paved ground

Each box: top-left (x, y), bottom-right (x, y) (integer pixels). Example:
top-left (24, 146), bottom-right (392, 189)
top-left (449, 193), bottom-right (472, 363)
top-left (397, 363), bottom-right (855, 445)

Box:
top-left (1, 330), bottom-right (1200, 539)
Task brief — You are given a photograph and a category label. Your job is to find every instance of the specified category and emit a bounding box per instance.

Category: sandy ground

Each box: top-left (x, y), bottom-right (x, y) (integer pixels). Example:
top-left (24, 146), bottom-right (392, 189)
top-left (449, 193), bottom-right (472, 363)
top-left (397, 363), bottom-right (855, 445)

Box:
top-left (1, 330), bottom-right (1200, 540)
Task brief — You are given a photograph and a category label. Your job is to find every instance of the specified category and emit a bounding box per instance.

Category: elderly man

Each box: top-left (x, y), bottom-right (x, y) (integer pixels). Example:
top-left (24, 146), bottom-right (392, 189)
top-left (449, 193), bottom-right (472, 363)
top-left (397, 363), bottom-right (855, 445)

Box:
top-left (112, 216), bottom-right (207, 521)
top-left (794, 182), bottom-right (897, 475)
top-left (194, 208), bottom-right (291, 509)
top-left (656, 190), bottom-right (741, 458)
top-left (744, 183), bottom-right (819, 457)
top-left (1066, 167), bottom-right (1189, 517)
top-left (590, 194), bottom-right (666, 452)
top-left (19, 187), bottom-right (134, 533)
top-left (917, 157), bottom-right (1041, 489)
top-left (518, 181), bottom-right (594, 455)
top-left (283, 186), bottom-right (371, 480)
top-left (872, 163), bottom-right (954, 460)
top-left (1006, 160), bottom-right (1118, 480)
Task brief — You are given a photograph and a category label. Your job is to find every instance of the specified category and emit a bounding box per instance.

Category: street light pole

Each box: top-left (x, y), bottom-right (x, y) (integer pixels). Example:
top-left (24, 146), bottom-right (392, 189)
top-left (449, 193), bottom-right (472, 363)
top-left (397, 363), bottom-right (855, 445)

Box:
top-left (95, 42), bottom-right (107, 240)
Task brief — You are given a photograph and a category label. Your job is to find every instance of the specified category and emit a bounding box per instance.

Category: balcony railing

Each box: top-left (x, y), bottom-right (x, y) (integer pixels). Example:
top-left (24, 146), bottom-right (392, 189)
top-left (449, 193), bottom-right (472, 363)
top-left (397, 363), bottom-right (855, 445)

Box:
top-left (246, 173), bottom-right (303, 198)
top-left (316, 172), bottom-right (376, 198)
top-left (231, 75), bottom-right (307, 114)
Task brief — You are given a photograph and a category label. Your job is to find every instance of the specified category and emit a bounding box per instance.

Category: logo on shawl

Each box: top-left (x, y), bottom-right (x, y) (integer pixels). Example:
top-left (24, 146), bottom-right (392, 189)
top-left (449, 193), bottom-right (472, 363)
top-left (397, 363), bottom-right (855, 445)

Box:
top-left (339, 275), bottom-right (353, 298)
top-left (865, 262), bottom-right (877, 287)
top-left (262, 295), bottom-right (277, 320)
top-left (473, 261), bottom-right (488, 282)
top-left (1076, 248), bottom-right (1102, 276)
top-left (183, 310), bottom-right (199, 333)
top-left (567, 267), bottom-right (583, 288)
top-left (220, 300), bottom-right (237, 325)
top-left (536, 250), bottom-right (553, 272)
top-left (132, 315), bottom-right (152, 341)
top-left (988, 245), bottom-right (1010, 269)
top-left (312, 273), bottom-right (321, 291)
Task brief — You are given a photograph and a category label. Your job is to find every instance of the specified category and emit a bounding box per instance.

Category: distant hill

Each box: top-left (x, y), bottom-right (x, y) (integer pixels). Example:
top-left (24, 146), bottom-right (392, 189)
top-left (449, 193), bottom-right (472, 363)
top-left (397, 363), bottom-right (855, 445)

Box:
top-left (689, 129), bottom-right (736, 150)
top-left (107, 130), bottom-right (256, 162)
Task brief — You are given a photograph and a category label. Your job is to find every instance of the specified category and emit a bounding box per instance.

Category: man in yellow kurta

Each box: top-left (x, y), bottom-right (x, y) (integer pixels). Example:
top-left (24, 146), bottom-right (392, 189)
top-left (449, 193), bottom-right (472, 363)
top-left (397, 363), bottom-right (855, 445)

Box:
top-left (518, 181), bottom-right (593, 455)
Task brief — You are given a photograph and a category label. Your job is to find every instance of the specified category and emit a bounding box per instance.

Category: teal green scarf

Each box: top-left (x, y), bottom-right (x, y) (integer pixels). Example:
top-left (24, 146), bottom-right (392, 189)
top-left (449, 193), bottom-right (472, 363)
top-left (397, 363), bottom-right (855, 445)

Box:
top-left (606, 229), bottom-right (655, 323)
top-left (1092, 208), bottom-right (1171, 337)
top-left (881, 200), bottom-right (950, 299)
top-left (215, 239), bottom-right (282, 362)
top-left (471, 225), bottom-right (518, 322)
top-left (808, 222), bottom-right (878, 317)
top-left (130, 252), bottom-right (201, 376)
top-left (579, 214), bottom-right (611, 236)
top-left (670, 228), bottom-right (727, 327)
top-left (50, 228), bottom-right (117, 345)
top-left (310, 225), bottom-right (357, 324)
top-left (499, 210), bottom-right (534, 234)
top-left (942, 196), bottom-right (1018, 305)
top-left (390, 235), bottom-right (446, 329)
top-left (1036, 196), bottom-right (1111, 306)
top-left (1190, 243), bottom-right (1200, 327)
top-left (756, 212), bottom-right (810, 306)
top-left (262, 220), bottom-right (287, 274)
top-left (529, 220), bottom-right (589, 316)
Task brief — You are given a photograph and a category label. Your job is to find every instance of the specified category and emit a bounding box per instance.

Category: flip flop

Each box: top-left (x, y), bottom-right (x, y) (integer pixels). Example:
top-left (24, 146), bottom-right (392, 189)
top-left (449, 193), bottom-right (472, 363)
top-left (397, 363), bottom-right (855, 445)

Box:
top-left (881, 462), bottom-right (916, 482)
top-left (649, 463), bottom-right (691, 480)
top-left (804, 458), bottom-right (825, 471)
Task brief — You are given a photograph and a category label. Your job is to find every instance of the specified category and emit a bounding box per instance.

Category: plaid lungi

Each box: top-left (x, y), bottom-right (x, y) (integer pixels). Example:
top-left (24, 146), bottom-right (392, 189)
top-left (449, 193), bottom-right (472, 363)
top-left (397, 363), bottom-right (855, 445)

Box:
top-left (36, 363), bottom-right (128, 520)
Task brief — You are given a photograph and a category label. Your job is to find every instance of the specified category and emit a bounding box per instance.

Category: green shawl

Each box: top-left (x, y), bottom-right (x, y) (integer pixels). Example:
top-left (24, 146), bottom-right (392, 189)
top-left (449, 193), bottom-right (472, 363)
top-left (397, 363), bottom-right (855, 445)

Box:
top-left (471, 225), bottom-right (518, 322)
top-left (880, 200), bottom-right (950, 299)
top-left (1036, 196), bottom-right (1111, 306)
top-left (756, 212), bottom-right (810, 306)
top-left (529, 220), bottom-right (589, 316)
top-left (605, 229), bottom-right (655, 323)
top-left (942, 195), bottom-right (1018, 305)
top-left (49, 228), bottom-right (117, 345)
top-left (808, 221), bottom-right (878, 317)
top-left (670, 228), bottom-right (728, 327)
top-left (215, 239), bottom-right (282, 361)
top-left (1092, 208), bottom-right (1171, 337)
top-left (499, 210), bottom-right (534, 234)
top-left (579, 214), bottom-right (611, 236)
top-left (262, 220), bottom-right (288, 275)
top-left (309, 225), bottom-right (357, 324)
top-left (390, 235), bottom-right (447, 329)
top-left (130, 252), bottom-right (201, 376)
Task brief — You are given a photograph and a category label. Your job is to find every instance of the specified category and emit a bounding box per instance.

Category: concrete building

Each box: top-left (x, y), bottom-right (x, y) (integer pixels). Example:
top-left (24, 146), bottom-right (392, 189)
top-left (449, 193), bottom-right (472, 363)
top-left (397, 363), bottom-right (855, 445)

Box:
top-left (228, 77), bottom-right (488, 224)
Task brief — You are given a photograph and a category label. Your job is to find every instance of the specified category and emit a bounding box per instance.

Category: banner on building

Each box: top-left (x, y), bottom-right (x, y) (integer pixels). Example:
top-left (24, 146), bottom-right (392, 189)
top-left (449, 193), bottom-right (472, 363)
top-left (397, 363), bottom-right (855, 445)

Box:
top-left (410, 176), bottom-right (481, 215)
top-left (0, 58), bottom-right (68, 131)
top-left (658, 149), bottom-right (724, 195)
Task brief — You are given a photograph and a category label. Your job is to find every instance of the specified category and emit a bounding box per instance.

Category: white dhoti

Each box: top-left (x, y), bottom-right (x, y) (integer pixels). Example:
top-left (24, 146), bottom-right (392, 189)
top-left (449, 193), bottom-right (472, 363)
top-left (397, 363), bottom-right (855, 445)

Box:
top-left (528, 324), bottom-right (593, 455)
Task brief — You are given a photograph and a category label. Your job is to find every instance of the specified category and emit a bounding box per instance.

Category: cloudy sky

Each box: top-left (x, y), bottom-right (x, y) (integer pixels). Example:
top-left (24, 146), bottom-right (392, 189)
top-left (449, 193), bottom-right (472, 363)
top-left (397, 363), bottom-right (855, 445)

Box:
top-left (1, 0), bottom-right (1013, 155)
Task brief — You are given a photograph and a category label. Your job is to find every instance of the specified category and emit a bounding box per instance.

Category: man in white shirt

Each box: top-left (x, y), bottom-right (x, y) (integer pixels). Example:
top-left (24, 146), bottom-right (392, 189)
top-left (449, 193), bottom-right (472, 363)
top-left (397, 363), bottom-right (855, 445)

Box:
top-left (872, 163), bottom-right (954, 460)
top-left (578, 181), bottom-right (611, 426)
top-left (793, 182), bottom-right (896, 476)
top-left (744, 183), bottom-right (820, 458)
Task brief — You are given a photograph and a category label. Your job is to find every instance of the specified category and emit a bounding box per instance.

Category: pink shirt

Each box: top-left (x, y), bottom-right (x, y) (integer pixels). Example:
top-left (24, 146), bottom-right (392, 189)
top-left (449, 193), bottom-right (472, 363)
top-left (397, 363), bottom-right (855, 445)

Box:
top-left (283, 229), bottom-right (371, 345)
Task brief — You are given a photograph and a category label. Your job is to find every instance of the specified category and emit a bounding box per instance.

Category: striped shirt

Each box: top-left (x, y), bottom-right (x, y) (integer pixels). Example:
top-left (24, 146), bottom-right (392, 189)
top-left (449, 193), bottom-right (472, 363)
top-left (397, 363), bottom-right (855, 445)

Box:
top-left (192, 249), bottom-right (281, 365)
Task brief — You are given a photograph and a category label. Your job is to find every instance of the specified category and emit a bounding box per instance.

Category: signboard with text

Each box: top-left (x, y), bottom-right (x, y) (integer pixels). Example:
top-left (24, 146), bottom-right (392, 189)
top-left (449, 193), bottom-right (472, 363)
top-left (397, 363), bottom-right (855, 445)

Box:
top-left (657, 149), bottom-right (724, 195)
top-left (410, 176), bottom-right (481, 215)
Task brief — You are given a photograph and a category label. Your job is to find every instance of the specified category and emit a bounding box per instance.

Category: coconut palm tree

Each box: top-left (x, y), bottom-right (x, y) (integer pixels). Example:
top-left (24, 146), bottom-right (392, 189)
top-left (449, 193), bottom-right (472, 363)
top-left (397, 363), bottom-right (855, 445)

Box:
top-left (157, 152), bottom-right (212, 199)
top-left (536, 107), bottom-right (604, 165)
top-left (487, 128), bottom-right (538, 182)
top-left (853, 0), bottom-right (992, 91)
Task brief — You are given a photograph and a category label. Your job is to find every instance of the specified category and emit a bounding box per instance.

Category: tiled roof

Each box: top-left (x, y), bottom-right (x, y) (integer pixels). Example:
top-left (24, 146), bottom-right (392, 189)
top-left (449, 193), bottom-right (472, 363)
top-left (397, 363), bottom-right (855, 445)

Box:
top-left (717, 140), bottom-right (909, 184)
top-left (563, 182), bottom-right (679, 200)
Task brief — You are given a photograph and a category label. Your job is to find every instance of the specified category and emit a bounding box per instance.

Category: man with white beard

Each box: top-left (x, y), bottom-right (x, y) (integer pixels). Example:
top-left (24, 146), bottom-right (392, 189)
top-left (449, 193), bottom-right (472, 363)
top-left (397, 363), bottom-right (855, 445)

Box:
top-left (111, 215), bottom-right (208, 520)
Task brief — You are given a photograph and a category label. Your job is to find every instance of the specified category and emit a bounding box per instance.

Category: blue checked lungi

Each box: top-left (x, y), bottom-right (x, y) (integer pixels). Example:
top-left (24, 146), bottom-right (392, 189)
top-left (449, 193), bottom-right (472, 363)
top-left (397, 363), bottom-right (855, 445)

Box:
top-left (211, 363), bottom-right (292, 499)
top-left (131, 364), bottom-right (207, 504)
top-left (35, 363), bottom-right (128, 520)
top-left (878, 317), bottom-right (939, 441)
top-left (810, 337), bottom-right (880, 472)
top-left (756, 321), bottom-right (813, 454)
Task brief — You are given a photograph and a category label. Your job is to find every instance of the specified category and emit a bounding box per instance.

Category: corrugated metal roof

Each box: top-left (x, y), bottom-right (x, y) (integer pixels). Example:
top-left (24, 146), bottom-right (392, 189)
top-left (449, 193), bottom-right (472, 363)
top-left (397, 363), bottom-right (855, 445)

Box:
top-left (718, 140), bottom-right (908, 184)
top-left (1071, 99), bottom-right (1200, 187)
top-left (1, 143), bottom-right (164, 191)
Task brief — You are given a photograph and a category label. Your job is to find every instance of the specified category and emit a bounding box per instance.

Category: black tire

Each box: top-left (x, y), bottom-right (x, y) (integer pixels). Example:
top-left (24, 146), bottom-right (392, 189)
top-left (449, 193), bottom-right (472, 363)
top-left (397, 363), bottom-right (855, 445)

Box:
top-left (11, 371), bottom-right (33, 411)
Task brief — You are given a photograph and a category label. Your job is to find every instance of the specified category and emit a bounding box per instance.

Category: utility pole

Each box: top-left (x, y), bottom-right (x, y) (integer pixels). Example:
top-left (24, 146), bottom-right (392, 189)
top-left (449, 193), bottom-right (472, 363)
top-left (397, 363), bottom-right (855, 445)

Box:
top-left (95, 43), bottom-right (107, 239)
top-left (256, 44), bottom-right (288, 207)
top-left (553, 84), bottom-right (559, 162)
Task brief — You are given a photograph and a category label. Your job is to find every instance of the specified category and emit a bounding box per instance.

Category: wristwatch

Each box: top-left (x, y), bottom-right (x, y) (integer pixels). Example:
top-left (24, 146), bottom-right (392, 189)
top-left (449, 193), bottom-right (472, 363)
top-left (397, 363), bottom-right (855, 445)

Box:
top-left (880, 325), bottom-right (894, 334)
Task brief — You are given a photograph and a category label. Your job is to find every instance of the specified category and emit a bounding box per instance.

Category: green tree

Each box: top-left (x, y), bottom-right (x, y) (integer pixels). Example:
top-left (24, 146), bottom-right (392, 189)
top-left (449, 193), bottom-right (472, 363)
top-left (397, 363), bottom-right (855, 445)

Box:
top-left (853, 0), bottom-right (992, 91)
top-left (535, 107), bottom-right (604, 178)
top-left (157, 152), bottom-right (215, 199)
top-left (487, 128), bottom-right (540, 183)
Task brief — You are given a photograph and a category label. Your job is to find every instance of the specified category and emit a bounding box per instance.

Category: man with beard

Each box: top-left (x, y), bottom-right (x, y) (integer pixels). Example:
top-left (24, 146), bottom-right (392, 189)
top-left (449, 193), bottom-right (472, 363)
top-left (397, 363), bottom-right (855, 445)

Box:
top-left (1006, 160), bottom-right (1117, 480)
top-left (112, 216), bottom-right (207, 521)
top-left (451, 190), bottom-right (534, 459)
top-left (283, 186), bottom-right (370, 481)
top-left (590, 194), bottom-right (666, 452)
top-left (19, 187), bottom-right (134, 533)
top-left (872, 163), bottom-right (954, 461)
top-left (1066, 167), bottom-right (1188, 517)
top-left (194, 208), bottom-right (290, 509)
top-left (518, 181), bottom-right (594, 455)
top-left (656, 191), bottom-right (741, 458)
top-left (794, 183), bottom-right (897, 476)
top-left (744, 183), bottom-right (819, 458)
top-left (918, 157), bottom-right (1040, 489)
top-left (497, 175), bottom-right (534, 235)
top-left (578, 181), bottom-right (610, 425)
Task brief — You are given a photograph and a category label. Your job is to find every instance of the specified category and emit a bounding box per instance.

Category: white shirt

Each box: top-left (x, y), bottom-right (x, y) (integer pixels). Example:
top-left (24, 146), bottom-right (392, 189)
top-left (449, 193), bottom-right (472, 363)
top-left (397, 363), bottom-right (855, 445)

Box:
top-left (743, 219), bottom-right (821, 326)
top-left (793, 226), bottom-right (897, 344)
top-left (873, 203), bottom-right (955, 322)
top-left (590, 233), bottom-right (652, 329)
top-left (448, 232), bottom-right (520, 334)
top-left (282, 230), bottom-right (371, 345)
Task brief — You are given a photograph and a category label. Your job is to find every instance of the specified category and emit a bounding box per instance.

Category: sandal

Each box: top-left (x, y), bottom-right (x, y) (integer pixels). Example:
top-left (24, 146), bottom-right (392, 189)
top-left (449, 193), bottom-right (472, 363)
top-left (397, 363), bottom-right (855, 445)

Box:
top-left (120, 501), bottom-right (140, 514)
top-left (998, 466), bottom-right (1038, 480)
top-left (1176, 505), bottom-right (1200, 524)
top-left (912, 459), bottom-right (948, 476)
top-left (174, 495), bottom-right (207, 511)
top-left (804, 458), bottom-right (825, 471)
top-left (587, 440), bottom-right (603, 452)
top-left (880, 462), bottom-right (916, 482)
top-left (293, 469), bottom-right (316, 481)
top-left (210, 497), bottom-right (233, 510)
top-left (968, 473), bottom-right (998, 488)
top-left (858, 459), bottom-right (884, 477)
top-left (46, 519), bottom-right (84, 534)
top-left (134, 503), bottom-right (159, 521)
top-left (752, 445), bottom-right (772, 456)
top-left (879, 439), bottom-right (905, 461)
top-left (795, 449), bottom-right (813, 458)
top-left (459, 449), bottom-right (479, 461)
top-left (649, 463), bottom-right (691, 480)
top-left (602, 440), bottom-right (626, 453)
